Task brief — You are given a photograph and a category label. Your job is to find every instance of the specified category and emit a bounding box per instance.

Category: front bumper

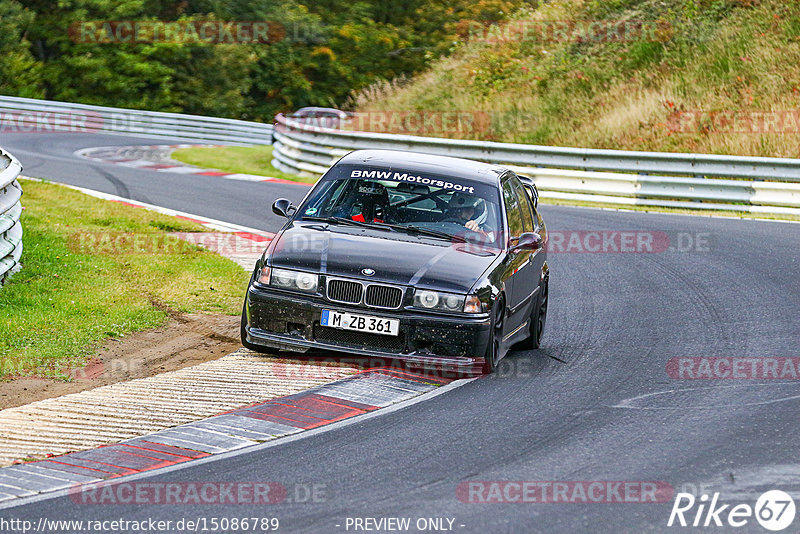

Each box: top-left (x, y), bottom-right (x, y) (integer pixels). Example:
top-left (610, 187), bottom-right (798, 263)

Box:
top-left (244, 285), bottom-right (492, 374)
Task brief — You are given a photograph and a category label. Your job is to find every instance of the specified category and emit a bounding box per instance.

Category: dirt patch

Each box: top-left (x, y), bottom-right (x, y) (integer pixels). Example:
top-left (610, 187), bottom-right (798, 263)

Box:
top-left (0, 313), bottom-right (241, 410)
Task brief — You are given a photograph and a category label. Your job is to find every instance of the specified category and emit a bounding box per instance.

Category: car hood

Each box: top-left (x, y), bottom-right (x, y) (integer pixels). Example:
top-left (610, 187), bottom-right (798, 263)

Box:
top-left (270, 223), bottom-right (501, 293)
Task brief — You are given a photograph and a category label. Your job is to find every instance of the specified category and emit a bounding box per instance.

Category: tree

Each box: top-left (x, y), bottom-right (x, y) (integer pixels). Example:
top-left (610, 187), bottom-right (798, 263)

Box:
top-left (0, 0), bottom-right (44, 98)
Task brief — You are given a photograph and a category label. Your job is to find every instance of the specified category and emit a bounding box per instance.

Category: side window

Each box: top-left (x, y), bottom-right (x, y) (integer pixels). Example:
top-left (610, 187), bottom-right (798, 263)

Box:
top-left (502, 179), bottom-right (524, 238)
top-left (318, 179), bottom-right (349, 215)
top-left (530, 197), bottom-right (540, 227)
top-left (521, 184), bottom-right (540, 226)
top-left (511, 179), bottom-right (535, 233)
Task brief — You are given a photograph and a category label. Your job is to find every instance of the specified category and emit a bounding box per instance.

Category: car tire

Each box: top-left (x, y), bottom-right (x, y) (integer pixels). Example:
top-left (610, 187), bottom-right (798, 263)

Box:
top-left (521, 278), bottom-right (548, 350)
top-left (482, 296), bottom-right (505, 374)
top-left (240, 302), bottom-right (276, 354)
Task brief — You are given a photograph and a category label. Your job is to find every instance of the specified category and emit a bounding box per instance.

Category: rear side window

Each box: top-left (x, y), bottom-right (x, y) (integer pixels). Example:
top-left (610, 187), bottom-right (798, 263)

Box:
top-left (512, 179), bottom-right (535, 232)
top-left (502, 179), bottom-right (524, 238)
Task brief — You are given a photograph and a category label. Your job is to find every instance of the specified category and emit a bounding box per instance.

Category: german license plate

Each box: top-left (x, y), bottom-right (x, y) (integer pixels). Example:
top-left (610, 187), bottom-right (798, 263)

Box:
top-left (320, 309), bottom-right (400, 336)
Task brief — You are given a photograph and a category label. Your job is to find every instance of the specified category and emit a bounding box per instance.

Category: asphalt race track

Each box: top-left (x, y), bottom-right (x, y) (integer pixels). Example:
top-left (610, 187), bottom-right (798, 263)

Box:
top-left (0, 133), bottom-right (308, 231)
top-left (2, 133), bottom-right (799, 532)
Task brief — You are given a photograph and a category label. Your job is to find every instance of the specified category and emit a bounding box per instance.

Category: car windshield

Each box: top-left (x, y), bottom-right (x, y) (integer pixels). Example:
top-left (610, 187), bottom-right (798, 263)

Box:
top-left (297, 164), bottom-right (504, 245)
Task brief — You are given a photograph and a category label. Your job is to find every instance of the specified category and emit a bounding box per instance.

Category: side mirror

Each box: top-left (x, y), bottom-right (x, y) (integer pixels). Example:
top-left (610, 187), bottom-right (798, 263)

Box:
top-left (272, 198), bottom-right (295, 218)
top-left (512, 232), bottom-right (542, 252)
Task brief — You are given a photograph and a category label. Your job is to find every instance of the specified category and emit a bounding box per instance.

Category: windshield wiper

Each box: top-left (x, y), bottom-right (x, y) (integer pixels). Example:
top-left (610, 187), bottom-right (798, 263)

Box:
top-left (303, 217), bottom-right (466, 242)
top-left (372, 222), bottom-right (466, 243)
top-left (302, 216), bottom-right (395, 232)
top-left (302, 215), bottom-right (372, 228)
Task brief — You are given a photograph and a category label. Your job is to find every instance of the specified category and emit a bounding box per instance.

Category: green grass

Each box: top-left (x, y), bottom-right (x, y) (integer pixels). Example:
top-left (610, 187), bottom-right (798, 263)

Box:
top-left (0, 179), bottom-right (249, 379)
top-left (171, 145), bottom-right (318, 184)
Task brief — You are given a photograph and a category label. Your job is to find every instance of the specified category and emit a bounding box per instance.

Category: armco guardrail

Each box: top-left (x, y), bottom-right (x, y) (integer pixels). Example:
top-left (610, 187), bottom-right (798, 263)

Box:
top-left (0, 95), bottom-right (273, 145)
top-left (0, 147), bottom-right (23, 287)
top-left (272, 114), bottom-right (800, 215)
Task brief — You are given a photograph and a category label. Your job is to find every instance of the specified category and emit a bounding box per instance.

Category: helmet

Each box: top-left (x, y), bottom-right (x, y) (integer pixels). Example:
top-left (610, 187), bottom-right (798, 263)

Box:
top-left (449, 192), bottom-right (485, 215)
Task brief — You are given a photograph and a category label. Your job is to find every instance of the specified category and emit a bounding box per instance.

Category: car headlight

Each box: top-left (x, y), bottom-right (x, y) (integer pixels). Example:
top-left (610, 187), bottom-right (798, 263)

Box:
top-left (413, 290), bottom-right (473, 312)
top-left (261, 267), bottom-right (319, 293)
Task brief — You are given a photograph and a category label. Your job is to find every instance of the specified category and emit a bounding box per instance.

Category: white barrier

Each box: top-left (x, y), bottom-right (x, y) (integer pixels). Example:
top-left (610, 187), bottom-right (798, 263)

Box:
top-left (0, 147), bottom-right (23, 286)
top-left (272, 114), bottom-right (800, 215)
top-left (0, 95), bottom-right (273, 145)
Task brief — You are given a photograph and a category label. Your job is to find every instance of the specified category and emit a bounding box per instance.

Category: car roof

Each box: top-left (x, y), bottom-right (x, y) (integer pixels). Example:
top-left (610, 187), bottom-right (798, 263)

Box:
top-left (337, 150), bottom-right (510, 186)
top-left (293, 107), bottom-right (347, 116)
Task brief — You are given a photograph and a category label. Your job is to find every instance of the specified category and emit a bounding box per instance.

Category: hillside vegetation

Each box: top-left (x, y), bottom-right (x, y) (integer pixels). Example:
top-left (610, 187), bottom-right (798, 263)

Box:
top-left (0, 0), bottom-right (527, 121)
top-left (352, 0), bottom-right (800, 157)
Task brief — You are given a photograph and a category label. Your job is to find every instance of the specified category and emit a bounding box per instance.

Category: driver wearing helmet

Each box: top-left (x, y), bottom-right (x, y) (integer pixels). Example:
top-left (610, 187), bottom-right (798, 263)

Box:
top-left (448, 192), bottom-right (490, 236)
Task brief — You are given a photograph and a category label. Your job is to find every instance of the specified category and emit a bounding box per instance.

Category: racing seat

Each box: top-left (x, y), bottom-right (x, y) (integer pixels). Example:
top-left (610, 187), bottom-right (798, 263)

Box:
top-left (349, 181), bottom-right (390, 223)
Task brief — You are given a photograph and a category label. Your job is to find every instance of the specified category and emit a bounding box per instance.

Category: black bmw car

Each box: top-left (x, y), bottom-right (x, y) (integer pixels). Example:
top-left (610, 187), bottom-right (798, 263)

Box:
top-left (241, 150), bottom-right (549, 374)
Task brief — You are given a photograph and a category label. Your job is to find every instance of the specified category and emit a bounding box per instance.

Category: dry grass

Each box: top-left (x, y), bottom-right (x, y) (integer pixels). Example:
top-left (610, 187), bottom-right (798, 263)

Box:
top-left (351, 0), bottom-right (800, 157)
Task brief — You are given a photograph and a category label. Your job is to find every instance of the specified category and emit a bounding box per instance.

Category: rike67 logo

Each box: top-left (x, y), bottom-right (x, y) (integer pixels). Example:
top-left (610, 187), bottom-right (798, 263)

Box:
top-left (668, 490), bottom-right (796, 531)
